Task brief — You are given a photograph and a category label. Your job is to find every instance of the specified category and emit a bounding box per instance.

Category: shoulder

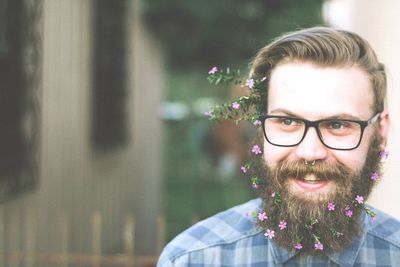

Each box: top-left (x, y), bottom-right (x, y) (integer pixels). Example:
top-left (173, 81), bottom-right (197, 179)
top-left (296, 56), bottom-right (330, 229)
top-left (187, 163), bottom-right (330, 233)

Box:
top-left (157, 198), bottom-right (264, 266)
top-left (365, 206), bottom-right (400, 248)
top-left (355, 207), bottom-right (400, 264)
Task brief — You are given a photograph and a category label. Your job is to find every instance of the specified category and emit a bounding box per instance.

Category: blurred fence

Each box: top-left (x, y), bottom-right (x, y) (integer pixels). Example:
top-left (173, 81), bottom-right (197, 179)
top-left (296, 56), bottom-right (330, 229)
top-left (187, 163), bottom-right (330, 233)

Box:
top-left (0, 209), bottom-right (167, 267)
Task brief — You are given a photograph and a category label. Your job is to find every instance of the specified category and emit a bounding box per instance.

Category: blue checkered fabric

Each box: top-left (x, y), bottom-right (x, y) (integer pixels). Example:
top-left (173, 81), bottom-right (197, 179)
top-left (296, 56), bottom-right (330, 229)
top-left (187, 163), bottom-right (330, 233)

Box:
top-left (157, 198), bottom-right (400, 266)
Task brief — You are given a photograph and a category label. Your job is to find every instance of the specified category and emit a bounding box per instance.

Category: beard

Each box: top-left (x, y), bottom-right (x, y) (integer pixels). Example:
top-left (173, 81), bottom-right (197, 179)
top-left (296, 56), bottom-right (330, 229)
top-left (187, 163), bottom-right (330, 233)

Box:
top-left (253, 131), bottom-right (383, 254)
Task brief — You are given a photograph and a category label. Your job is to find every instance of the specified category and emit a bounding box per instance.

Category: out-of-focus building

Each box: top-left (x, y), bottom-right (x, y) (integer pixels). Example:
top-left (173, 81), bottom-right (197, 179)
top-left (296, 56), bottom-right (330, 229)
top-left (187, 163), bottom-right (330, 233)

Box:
top-left (0, 0), bottom-right (164, 264)
top-left (324, 0), bottom-right (400, 219)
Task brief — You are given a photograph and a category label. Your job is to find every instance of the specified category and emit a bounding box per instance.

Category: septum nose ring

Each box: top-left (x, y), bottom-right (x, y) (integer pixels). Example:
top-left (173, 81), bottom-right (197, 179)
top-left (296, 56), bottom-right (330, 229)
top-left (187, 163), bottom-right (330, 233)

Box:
top-left (305, 160), bottom-right (316, 166)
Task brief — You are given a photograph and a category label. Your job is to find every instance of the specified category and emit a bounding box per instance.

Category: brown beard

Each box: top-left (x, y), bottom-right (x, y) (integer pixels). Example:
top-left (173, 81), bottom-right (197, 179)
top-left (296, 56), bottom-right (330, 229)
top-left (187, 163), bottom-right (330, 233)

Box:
top-left (253, 132), bottom-right (383, 254)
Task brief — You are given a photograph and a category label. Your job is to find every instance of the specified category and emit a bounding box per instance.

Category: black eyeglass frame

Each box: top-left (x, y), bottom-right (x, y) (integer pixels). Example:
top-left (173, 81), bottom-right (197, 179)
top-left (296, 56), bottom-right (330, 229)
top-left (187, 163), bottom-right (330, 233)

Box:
top-left (259, 113), bottom-right (381, 151)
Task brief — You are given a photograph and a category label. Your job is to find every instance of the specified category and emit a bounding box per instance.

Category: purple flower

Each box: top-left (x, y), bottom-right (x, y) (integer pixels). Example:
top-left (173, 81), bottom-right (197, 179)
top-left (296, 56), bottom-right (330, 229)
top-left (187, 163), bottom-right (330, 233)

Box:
top-left (252, 145), bottom-right (262, 155)
top-left (258, 212), bottom-right (268, 222)
top-left (345, 208), bottom-right (353, 218)
top-left (253, 120), bottom-right (261, 126)
top-left (264, 229), bottom-right (275, 239)
top-left (250, 177), bottom-right (260, 189)
top-left (278, 221), bottom-right (287, 230)
top-left (204, 111), bottom-right (212, 117)
top-left (231, 101), bottom-right (240, 110)
top-left (327, 202), bottom-right (335, 211)
top-left (245, 78), bottom-right (255, 89)
top-left (251, 183), bottom-right (260, 189)
top-left (355, 195), bottom-right (364, 204)
top-left (240, 166), bottom-right (247, 173)
top-left (208, 66), bottom-right (218, 74)
top-left (294, 243), bottom-right (303, 251)
top-left (371, 172), bottom-right (380, 181)
top-left (380, 150), bottom-right (389, 160)
top-left (314, 242), bottom-right (324, 250)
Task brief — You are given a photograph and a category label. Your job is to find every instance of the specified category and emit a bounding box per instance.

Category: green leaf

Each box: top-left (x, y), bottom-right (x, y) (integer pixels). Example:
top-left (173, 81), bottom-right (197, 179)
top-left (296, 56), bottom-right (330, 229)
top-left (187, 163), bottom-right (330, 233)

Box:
top-left (215, 75), bottom-right (222, 85)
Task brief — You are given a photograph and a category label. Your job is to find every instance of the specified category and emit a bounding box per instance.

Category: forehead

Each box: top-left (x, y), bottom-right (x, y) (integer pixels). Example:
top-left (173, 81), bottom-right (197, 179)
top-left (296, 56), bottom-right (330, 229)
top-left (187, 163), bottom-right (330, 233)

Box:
top-left (267, 62), bottom-right (374, 119)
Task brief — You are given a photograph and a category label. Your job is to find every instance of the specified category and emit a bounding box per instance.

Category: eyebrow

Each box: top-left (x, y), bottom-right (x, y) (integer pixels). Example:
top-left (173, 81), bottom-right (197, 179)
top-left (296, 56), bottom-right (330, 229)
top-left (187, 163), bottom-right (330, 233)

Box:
top-left (269, 108), bottom-right (363, 120)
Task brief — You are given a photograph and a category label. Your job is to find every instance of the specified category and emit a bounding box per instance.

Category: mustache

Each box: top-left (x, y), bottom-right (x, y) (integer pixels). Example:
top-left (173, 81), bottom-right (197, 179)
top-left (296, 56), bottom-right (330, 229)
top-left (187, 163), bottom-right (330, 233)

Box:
top-left (276, 160), bottom-right (352, 182)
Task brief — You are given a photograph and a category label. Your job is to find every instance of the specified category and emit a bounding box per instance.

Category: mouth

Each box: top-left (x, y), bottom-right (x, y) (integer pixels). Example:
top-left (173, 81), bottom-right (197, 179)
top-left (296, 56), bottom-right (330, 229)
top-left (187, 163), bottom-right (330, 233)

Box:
top-left (293, 174), bottom-right (330, 191)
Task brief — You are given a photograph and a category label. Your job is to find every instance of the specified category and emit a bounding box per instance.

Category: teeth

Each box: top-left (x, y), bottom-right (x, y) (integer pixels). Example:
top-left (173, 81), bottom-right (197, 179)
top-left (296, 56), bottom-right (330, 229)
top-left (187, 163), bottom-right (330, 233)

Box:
top-left (303, 174), bottom-right (319, 181)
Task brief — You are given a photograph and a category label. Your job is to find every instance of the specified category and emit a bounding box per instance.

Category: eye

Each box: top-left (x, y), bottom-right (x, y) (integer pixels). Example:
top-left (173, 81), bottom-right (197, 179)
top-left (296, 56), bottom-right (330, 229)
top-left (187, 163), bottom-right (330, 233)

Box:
top-left (281, 118), bottom-right (299, 126)
top-left (282, 118), bottom-right (293, 125)
top-left (330, 121), bottom-right (344, 129)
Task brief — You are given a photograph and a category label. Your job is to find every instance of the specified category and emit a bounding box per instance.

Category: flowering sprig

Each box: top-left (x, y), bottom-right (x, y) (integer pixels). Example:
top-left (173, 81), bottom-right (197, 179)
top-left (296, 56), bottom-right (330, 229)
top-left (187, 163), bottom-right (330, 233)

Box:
top-left (305, 218), bottom-right (319, 231)
top-left (371, 171), bottom-right (380, 181)
top-left (379, 150), bottom-right (389, 160)
top-left (207, 66), bottom-right (241, 85)
top-left (250, 176), bottom-right (262, 189)
top-left (206, 66), bottom-right (267, 124)
top-left (278, 220), bottom-right (287, 230)
top-left (314, 241), bottom-right (324, 251)
top-left (355, 195), bottom-right (364, 204)
top-left (344, 206), bottom-right (353, 218)
top-left (251, 145), bottom-right (262, 155)
top-left (258, 211), bottom-right (268, 222)
top-left (264, 229), bottom-right (275, 239)
top-left (331, 228), bottom-right (344, 238)
top-left (294, 243), bottom-right (303, 251)
top-left (240, 166), bottom-right (248, 173)
top-left (272, 192), bottom-right (282, 207)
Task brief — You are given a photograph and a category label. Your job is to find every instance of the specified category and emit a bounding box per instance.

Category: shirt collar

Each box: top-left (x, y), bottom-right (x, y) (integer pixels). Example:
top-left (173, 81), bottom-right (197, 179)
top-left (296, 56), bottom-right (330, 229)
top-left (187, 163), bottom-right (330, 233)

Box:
top-left (270, 212), bottom-right (369, 266)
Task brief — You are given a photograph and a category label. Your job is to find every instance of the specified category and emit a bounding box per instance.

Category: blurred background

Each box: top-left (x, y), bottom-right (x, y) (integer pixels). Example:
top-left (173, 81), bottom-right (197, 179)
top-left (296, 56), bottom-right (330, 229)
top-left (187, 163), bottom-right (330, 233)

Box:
top-left (0, 0), bottom-right (399, 266)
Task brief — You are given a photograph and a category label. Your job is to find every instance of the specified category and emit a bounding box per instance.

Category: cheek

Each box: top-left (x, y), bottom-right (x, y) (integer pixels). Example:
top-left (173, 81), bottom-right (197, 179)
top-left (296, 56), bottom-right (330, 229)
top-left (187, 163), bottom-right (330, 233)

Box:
top-left (332, 152), bottom-right (361, 172)
top-left (263, 139), bottom-right (293, 167)
top-left (331, 143), bottom-right (370, 173)
top-left (337, 129), bottom-right (377, 171)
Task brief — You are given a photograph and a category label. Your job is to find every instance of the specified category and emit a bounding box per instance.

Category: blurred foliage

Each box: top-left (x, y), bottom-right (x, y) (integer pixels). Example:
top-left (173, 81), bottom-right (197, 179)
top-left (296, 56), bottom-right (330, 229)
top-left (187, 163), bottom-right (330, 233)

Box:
top-left (164, 112), bottom-right (254, 240)
top-left (143, 0), bottom-right (325, 69)
top-left (162, 69), bottom-right (257, 241)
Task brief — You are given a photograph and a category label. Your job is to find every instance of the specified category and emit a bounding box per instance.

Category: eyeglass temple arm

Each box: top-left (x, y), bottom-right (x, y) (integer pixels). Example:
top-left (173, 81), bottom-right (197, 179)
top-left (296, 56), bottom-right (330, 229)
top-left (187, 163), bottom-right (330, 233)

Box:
top-left (368, 113), bottom-right (381, 125)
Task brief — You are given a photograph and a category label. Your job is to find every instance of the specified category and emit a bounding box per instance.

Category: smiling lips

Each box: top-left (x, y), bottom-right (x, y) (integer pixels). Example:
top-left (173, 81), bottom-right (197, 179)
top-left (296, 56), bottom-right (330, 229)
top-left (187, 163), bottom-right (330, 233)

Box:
top-left (294, 174), bottom-right (329, 191)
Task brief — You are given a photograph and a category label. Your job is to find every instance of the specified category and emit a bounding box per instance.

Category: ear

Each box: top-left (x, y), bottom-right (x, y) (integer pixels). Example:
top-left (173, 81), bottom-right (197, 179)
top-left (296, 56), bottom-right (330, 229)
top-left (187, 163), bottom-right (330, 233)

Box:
top-left (378, 109), bottom-right (390, 150)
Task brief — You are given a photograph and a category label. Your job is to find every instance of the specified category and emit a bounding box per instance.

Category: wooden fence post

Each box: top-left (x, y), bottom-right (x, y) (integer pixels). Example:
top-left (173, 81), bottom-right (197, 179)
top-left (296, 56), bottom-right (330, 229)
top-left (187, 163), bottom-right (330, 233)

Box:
top-left (24, 206), bottom-right (36, 267)
top-left (91, 211), bottom-right (102, 267)
top-left (0, 207), bottom-right (4, 267)
top-left (60, 212), bottom-right (69, 267)
top-left (123, 214), bottom-right (135, 267)
top-left (8, 205), bottom-right (20, 267)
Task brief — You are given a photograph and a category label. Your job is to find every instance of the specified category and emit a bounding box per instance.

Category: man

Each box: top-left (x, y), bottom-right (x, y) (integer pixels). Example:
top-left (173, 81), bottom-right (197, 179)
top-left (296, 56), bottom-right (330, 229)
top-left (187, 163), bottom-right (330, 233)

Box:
top-left (158, 27), bottom-right (400, 266)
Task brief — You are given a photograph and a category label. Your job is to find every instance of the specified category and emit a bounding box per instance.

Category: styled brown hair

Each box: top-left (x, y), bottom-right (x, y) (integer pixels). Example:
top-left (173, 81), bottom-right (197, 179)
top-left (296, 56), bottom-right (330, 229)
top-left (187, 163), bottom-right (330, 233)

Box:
top-left (250, 27), bottom-right (387, 113)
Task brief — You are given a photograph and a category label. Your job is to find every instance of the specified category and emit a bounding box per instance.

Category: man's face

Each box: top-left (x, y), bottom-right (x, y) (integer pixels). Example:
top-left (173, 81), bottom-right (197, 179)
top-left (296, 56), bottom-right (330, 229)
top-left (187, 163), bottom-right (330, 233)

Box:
top-left (256, 61), bottom-right (390, 253)
top-left (264, 62), bottom-right (377, 203)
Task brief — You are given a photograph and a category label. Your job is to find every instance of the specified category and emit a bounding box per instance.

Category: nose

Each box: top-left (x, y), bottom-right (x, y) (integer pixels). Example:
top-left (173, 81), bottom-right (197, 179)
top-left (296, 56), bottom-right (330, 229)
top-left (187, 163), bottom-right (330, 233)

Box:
top-left (295, 127), bottom-right (328, 161)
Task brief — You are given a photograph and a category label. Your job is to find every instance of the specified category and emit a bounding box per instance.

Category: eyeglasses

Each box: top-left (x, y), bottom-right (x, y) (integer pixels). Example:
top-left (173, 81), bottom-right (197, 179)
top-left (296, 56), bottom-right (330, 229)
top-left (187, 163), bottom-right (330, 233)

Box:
top-left (259, 113), bottom-right (380, 150)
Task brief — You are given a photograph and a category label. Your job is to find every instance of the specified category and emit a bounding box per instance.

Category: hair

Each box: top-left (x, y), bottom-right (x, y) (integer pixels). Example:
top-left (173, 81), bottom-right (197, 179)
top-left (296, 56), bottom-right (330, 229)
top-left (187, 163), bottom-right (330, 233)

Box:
top-left (250, 27), bottom-right (387, 113)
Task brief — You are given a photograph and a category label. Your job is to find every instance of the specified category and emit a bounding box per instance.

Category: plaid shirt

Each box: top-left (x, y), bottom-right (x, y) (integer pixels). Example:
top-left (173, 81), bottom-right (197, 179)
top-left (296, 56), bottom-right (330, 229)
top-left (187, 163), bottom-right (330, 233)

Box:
top-left (158, 198), bottom-right (400, 267)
